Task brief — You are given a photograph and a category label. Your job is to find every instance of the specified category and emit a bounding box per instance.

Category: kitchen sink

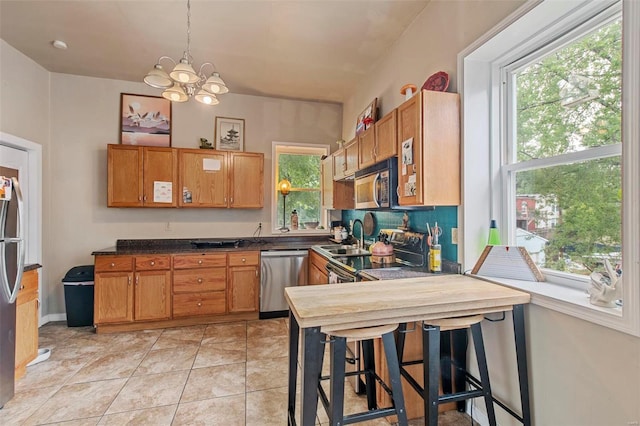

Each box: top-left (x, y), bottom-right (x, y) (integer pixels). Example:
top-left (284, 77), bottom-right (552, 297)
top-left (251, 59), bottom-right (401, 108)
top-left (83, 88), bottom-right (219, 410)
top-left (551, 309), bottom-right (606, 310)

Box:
top-left (314, 245), bottom-right (371, 257)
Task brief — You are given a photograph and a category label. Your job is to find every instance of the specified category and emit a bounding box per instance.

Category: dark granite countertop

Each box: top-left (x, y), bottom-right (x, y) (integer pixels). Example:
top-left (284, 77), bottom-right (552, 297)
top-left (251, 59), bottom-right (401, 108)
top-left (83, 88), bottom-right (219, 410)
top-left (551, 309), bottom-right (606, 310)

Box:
top-left (24, 263), bottom-right (42, 272)
top-left (92, 236), bottom-right (331, 256)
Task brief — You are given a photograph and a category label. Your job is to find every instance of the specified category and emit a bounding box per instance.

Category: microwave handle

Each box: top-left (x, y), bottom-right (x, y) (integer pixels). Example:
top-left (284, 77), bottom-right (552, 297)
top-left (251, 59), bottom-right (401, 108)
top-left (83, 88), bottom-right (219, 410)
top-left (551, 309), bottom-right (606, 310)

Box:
top-left (373, 173), bottom-right (381, 208)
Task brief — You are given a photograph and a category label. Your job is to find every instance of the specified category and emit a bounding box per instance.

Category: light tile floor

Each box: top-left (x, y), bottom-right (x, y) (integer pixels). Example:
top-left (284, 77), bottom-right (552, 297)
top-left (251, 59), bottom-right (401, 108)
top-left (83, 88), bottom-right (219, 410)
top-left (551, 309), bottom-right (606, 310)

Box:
top-left (0, 319), bottom-right (476, 425)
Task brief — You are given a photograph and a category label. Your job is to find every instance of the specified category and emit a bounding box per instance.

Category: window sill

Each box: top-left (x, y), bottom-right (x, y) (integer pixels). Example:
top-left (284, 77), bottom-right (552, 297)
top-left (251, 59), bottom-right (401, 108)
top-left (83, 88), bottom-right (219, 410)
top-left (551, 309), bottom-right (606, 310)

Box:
top-left (468, 273), bottom-right (626, 331)
top-left (270, 229), bottom-right (331, 236)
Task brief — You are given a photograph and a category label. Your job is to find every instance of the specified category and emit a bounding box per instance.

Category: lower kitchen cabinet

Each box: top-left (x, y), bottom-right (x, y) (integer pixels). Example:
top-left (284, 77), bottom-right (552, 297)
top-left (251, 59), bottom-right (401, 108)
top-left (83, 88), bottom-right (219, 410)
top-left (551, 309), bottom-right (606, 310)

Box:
top-left (173, 291), bottom-right (226, 317)
top-left (227, 251), bottom-right (260, 313)
top-left (15, 268), bottom-right (39, 379)
top-left (172, 253), bottom-right (227, 317)
top-left (134, 270), bottom-right (171, 321)
top-left (308, 250), bottom-right (329, 285)
top-left (94, 271), bottom-right (134, 324)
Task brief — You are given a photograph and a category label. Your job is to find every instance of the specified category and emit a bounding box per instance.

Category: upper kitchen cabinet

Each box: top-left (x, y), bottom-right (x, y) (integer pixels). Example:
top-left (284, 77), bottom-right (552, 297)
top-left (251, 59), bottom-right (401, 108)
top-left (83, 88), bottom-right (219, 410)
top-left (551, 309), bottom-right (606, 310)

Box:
top-left (343, 137), bottom-right (359, 177)
top-left (396, 90), bottom-right (460, 207)
top-left (321, 156), bottom-right (334, 209)
top-left (107, 144), bottom-right (178, 207)
top-left (359, 110), bottom-right (397, 169)
top-left (229, 152), bottom-right (264, 208)
top-left (332, 148), bottom-right (346, 181)
top-left (179, 149), bottom-right (264, 208)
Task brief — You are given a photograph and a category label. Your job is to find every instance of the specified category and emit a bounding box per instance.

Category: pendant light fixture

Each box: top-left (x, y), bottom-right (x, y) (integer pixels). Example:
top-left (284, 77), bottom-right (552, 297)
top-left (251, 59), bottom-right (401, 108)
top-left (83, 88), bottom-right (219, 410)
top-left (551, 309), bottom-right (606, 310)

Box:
top-left (143, 0), bottom-right (228, 105)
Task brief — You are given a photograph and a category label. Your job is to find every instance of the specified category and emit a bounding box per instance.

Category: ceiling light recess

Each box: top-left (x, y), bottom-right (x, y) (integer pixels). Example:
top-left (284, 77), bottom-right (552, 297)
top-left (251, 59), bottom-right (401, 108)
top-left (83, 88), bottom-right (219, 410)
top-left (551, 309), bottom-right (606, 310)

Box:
top-left (143, 0), bottom-right (228, 105)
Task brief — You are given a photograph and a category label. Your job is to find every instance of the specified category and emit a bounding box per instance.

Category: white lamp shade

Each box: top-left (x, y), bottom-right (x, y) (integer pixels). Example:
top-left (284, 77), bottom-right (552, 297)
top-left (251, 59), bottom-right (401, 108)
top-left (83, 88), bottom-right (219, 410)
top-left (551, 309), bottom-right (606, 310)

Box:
top-left (143, 64), bottom-right (173, 89)
top-left (170, 58), bottom-right (200, 84)
top-left (195, 90), bottom-right (219, 105)
top-left (202, 72), bottom-right (229, 94)
top-left (162, 84), bottom-right (188, 102)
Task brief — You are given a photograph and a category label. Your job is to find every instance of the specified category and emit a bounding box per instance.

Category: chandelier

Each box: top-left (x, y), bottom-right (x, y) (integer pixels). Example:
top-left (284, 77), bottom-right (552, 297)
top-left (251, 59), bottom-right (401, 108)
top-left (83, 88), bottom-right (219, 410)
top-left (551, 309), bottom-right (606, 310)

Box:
top-left (143, 0), bottom-right (228, 105)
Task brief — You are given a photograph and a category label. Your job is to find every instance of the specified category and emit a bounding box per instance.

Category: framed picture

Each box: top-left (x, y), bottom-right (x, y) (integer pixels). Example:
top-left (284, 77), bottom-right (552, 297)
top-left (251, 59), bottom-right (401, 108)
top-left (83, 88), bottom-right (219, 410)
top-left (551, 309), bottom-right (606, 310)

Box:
top-left (215, 117), bottom-right (245, 151)
top-left (355, 98), bottom-right (377, 136)
top-left (120, 93), bottom-right (171, 146)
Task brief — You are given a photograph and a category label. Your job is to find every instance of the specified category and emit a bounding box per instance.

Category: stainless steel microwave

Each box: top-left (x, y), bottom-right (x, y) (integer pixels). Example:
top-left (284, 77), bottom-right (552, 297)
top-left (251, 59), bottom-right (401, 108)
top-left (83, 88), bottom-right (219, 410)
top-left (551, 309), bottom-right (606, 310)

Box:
top-left (354, 158), bottom-right (398, 209)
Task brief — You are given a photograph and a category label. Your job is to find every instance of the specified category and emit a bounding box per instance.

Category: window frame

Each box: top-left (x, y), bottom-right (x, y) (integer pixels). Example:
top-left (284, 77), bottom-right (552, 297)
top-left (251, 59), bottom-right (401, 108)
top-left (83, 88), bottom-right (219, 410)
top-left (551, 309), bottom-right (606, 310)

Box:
top-left (271, 141), bottom-right (330, 235)
top-left (458, 0), bottom-right (640, 336)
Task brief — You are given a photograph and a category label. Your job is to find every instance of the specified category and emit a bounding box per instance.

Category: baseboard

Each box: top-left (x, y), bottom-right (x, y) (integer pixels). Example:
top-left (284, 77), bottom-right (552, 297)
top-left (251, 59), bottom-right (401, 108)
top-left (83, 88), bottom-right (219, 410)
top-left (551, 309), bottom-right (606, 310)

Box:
top-left (40, 313), bottom-right (66, 326)
top-left (467, 400), bottom-right (491, 426)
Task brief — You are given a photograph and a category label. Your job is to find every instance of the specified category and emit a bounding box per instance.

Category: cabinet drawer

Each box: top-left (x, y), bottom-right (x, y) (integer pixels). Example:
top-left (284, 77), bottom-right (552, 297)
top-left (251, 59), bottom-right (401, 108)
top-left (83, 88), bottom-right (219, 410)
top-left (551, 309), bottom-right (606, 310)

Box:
top-left (173, 268), bottom-right (226, 293)
top-left (173, 253), bottom-right (227, 269)
top-left (228, 251), bottom-right (259, 267)
top-left (173, 292), bottom-right (226, 317)
top-left (17, 269), bottom-right (38, 304)
top-left (95, 255), bottom-right (133, 272)
top-left (135, 255), bottom-right (171, 271)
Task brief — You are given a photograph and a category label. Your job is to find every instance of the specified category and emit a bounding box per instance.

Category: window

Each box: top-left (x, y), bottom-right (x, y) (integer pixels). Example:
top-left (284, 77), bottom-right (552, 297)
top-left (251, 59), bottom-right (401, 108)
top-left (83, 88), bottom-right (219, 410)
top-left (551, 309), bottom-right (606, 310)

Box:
top-left (272, 142), bottom-right (329, 233)
top-left (503, 16), bottom-right (622, 275)
top-left (460, 0), bottom-right (640, 335)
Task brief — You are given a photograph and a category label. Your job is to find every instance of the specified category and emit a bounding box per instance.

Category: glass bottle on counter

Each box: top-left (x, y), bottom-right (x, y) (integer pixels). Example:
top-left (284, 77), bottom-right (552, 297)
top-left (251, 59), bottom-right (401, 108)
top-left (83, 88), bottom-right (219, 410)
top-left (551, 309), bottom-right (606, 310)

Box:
top-left (291, 210), bottom-right (299, 230)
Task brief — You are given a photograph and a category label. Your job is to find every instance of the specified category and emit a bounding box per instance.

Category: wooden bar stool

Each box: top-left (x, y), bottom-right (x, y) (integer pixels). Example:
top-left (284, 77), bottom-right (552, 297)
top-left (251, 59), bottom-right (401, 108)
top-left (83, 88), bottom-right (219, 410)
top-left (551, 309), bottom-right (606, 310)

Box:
top-left (318, 323), bottom-right (408, 426)
top-left (396, 315), bottom-right (496, 426)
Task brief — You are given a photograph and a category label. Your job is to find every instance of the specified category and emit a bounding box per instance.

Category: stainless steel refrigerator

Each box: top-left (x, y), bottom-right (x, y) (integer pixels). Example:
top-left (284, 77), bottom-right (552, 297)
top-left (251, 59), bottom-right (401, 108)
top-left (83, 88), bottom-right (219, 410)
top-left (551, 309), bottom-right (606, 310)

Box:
top-left (0, 176), bottom-right (25, 408)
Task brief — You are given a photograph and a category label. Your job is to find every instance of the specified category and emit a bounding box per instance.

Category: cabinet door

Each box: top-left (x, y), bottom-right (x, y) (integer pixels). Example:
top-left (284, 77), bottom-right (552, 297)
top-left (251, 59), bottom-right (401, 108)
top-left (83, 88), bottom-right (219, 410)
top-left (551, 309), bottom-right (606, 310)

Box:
top-left (333, 149), bottom-right (346, 180)
top-left (308, 262), bottom-right (328, 285)
top-left (344, 138), bottom-right (359, 177)
top-left (108, 145), bottom-right (143, 207)
top-left (134, 270), bottom-right (171, 321)
top-left (94, 272), bottom-right (134, 324)
top-left (15, 298), bottom-right (38, 378)
top-left (358, 126), bottom-right (376, 169)
top-left (375, 109), bottom-right (398, 162)
top-left (143, 147), bottom-right (178, 207)
top-left (333, 180), bottom-right (354, 210)
top-left (396, 93), bottom-right (423, 206)
top-left (228, 266), bottom-right (259, 313)
top-left (321, 156), bottom-right (334, 209)
top-left (179, 149), bottom-right (228, 207)
top-left (229, 152), bottom-right (264, 208)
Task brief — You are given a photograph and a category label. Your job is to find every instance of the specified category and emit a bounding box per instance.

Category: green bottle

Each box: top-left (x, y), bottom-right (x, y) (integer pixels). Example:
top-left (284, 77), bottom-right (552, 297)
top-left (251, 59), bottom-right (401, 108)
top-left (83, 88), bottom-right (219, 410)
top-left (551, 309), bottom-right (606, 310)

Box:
top-left (488, 220), bottom-right (501, 245)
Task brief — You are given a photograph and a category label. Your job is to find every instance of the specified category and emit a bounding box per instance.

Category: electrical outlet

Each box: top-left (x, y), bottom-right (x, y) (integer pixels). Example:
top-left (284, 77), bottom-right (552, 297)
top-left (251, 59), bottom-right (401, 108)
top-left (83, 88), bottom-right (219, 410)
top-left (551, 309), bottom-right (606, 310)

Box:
top-left (258, 222), bottom-right (262, 229)
top-left (165, 221), bottom-right (171, 232)
top-left (451, 228), bottom-right (458, 244)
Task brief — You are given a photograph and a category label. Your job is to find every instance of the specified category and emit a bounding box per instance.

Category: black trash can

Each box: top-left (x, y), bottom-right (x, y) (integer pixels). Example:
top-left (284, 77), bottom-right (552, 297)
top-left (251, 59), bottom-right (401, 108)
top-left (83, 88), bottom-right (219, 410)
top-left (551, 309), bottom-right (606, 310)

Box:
top-left (62, 265), bottom-right (95, 327)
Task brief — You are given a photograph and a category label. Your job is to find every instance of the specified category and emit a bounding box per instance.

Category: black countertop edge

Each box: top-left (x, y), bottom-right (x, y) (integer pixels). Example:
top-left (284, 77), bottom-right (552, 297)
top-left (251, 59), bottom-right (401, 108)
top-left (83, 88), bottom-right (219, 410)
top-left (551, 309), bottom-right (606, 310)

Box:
top-left (24, 263), bottom-right (42, 272)
top-left (93, 236), bottom-right (332, 256)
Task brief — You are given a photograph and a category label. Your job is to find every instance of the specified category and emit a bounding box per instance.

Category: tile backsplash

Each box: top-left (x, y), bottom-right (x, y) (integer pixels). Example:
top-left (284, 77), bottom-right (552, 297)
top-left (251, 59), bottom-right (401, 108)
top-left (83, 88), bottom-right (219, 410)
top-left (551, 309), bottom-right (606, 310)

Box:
top-left (341, 207), bottom-right (458, 262)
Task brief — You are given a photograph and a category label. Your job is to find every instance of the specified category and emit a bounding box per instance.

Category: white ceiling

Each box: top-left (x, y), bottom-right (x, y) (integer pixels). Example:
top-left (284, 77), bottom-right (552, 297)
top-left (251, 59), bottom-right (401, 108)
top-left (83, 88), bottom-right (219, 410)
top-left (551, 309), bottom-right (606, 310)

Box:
top-left (0, 0), bottom-right (430, 104)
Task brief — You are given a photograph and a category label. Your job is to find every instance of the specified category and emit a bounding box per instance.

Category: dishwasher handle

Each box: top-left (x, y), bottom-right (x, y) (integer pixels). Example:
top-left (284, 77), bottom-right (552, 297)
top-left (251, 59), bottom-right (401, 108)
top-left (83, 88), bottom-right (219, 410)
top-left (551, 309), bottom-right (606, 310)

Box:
top-left (261, 250), bottom-right (309, 258)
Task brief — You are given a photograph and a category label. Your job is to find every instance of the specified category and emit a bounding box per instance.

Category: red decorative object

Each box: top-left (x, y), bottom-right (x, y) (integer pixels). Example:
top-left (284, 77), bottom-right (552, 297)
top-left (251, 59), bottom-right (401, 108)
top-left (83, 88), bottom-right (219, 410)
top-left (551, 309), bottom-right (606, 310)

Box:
top-left (422, 71), bottom-right (450, 92)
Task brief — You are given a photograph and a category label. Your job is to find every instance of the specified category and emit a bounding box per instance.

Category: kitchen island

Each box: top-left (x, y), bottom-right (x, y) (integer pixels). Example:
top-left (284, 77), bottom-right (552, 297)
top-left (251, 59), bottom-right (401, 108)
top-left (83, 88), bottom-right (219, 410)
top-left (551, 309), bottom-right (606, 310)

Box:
top-left (285, 274), bottom-right (531, 426)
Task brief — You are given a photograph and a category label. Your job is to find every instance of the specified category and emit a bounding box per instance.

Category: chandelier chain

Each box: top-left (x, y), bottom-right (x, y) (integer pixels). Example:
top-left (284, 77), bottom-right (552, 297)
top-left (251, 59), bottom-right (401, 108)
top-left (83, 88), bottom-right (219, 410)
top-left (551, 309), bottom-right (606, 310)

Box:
top-left (186, 0), bottom-right (191, 59)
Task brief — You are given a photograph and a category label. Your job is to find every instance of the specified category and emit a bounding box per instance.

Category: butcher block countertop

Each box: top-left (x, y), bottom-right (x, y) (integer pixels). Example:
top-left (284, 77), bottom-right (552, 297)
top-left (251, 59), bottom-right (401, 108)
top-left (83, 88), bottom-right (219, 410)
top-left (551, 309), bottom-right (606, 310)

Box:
top-left (285, 274), bottom-right (531, 331)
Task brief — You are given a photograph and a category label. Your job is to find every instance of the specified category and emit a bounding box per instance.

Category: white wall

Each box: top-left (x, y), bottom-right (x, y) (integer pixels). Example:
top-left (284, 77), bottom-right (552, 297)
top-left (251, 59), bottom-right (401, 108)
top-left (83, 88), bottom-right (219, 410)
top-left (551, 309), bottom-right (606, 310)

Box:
top-left (341, 1), bottom-right (640, 425)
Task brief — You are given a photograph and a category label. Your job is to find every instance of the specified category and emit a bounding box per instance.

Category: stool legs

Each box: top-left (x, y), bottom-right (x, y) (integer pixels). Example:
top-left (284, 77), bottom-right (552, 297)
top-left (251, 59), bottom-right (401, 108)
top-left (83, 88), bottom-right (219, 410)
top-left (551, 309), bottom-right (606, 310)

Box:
top-left (381, 331), bottom-right (408, 425)
top-left (471, 322), bottom-right (496, 425)
top-left (329, 336), bottom-right (347, 425)
top-left (422, 324), bottom-right (440, 426)
top-left (361, 339), bottom-right (377, 410)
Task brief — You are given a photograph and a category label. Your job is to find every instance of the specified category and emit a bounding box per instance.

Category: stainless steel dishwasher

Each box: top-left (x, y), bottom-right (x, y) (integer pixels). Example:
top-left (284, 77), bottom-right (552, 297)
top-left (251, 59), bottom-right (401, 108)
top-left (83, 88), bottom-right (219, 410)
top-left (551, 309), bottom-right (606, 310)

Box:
top-left (260, 250), bottom-right (308, 319)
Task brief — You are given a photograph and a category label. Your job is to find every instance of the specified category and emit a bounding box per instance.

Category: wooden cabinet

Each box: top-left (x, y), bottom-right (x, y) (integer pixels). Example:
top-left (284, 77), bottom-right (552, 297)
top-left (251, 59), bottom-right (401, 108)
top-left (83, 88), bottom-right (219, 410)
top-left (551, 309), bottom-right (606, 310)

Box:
top-left (172, 253), bottom-right (227, 317)
top-left (94, 255), bottom-right (170, 325)
top-left (178, 149), bottom-right (264, 208)
top-left (343, 138), bottom-right (359, 177)
top-left (321, 156), bottom-right (334, 209)
top-left (332, 148), bottom-right (346, 181)
top-left (358, 126), bottom-right (376, 169)
top-left (107, 144), bottom-right (178, 207)
top-left (374, 109), bottom-right (398, 162)
top-left (227, 251), bottom-right (260, 313)
top-left (15, 269), bottom-right (39, 379)
top-left (308, 250), bottom-right (329, 285)
top-left (229, 152), bottom-right (264, 208)
top-left (396, 90), bottom-right (460, 207)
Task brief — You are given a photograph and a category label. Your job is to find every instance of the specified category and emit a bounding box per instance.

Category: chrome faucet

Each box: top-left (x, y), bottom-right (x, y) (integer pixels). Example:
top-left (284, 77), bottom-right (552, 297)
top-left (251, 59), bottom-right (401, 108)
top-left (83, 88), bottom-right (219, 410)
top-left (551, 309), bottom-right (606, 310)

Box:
top-left (352, 219), bottom-right (364, 250)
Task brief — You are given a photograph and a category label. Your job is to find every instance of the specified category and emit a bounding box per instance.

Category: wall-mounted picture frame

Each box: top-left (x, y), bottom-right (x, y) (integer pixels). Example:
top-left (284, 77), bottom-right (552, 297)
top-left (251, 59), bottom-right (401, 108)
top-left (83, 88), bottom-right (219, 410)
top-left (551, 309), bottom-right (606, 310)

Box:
top-left (215, 117), bottom-right (245, 151)
top-left (355, 98), bottom-right (377, 136)
top-left (120, 93), bottom-right (171, 146)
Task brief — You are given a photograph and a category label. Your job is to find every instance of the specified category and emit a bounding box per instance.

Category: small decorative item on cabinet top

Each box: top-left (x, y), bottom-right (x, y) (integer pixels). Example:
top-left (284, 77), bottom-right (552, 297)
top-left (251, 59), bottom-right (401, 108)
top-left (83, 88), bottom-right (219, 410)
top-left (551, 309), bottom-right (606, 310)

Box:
top-left (120, 93), bottom-right (171, 146)
top-left (421, 71), bottom-right (450, 92)
top-left (215, 116), bottom-right (244, 151)
top-left (355, 98), bottom-right (377, 136)
top-left (400, 84), bottom-right (417, 100)
top-left (199, 138), bottom-right (213, 149)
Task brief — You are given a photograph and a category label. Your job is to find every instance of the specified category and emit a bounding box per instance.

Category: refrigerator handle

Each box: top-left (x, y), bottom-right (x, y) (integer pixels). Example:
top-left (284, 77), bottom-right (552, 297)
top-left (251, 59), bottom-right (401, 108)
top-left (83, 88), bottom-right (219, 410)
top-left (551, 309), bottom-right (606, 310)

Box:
top-left (8, 178), bottom-right (25, 303)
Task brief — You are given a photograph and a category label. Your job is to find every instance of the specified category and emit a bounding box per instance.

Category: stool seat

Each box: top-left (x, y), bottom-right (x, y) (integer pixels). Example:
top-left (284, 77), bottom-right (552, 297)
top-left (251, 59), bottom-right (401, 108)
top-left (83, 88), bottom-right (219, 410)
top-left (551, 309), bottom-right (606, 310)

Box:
top-left (325, 323), bottom-right (399, 341)
top-left (424, 315), bottom-right (483, 331)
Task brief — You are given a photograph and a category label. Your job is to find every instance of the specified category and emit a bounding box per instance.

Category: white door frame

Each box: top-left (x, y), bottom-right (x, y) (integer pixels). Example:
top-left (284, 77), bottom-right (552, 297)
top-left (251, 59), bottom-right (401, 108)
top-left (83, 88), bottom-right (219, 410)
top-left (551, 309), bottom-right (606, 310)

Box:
top-left (0, 132), bottom-right (43, 323)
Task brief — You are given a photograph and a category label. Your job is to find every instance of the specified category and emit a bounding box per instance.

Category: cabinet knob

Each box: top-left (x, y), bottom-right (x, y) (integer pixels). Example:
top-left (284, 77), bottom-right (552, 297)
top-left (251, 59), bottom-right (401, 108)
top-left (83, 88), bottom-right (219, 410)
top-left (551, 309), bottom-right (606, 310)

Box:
top-left (242, 258), bottom-right (246, 263)
top-left (197, 302), bottom-right (202, 307)
top-left (110, 262), bottom-right (115, 267)
top-left (150, 261), bottom-right (155, 266)
top-left (198, 259), bottom-right (203, 265)
top-left (197, 278), bottom-right (203, 283)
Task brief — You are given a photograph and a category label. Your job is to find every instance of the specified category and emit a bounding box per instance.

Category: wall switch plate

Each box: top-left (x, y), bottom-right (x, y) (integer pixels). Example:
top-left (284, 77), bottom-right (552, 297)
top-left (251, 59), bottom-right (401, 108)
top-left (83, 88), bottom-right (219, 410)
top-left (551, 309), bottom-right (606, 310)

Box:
top-left (451, 228), bottom-right (458, 244)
